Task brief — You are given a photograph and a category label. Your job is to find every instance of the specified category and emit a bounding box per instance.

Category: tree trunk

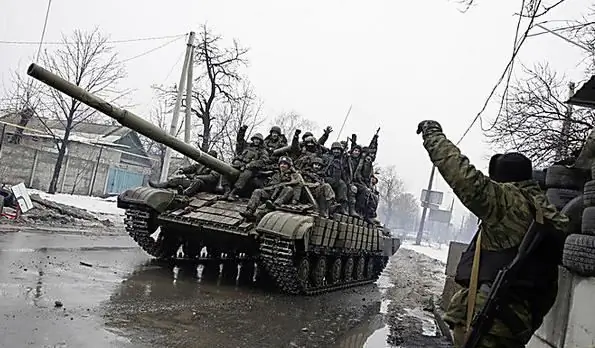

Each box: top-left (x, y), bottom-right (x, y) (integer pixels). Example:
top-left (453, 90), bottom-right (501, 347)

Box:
top-left (47, 128), bottom-right (71, 194)
top-left (201, 115), bottom-right (211, 151)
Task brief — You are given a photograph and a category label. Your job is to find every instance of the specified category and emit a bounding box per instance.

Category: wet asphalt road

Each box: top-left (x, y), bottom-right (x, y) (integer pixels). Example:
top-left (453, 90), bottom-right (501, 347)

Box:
top-left (0, 228), bottom-right (388, 348)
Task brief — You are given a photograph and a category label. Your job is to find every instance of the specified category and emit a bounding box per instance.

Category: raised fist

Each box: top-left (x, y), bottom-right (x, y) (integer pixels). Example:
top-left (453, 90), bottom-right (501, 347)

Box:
top-left (295, 129), bottom-right (302, 135)
top-left (416, 120), bottom-right (442, 136)
top-left (240, 125), bottom-right (248, 132)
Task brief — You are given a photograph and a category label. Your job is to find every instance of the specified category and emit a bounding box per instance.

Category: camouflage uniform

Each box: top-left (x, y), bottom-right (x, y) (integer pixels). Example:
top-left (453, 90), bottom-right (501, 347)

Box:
top-left (224, 132), bottom-right (269, 200)
top-left (298, 126), bottom-right (332, 154)
top-left (263, 126), bottom-right (288, 154)
top-left (241, 156), bottom-right (297, 219)
top-left (346, 145), bottom-right (363, 217)
top-left (294, 157), bottom-right (336, 217)
top-left (323, 142), bottom-right (349, 214)
top-left (149, 150), bottom-right (220, 196)
top-left (354, 148), bottom-right (376, 219)
top-left (417, 120), bottom-right (569, 348)
top-left (295, 136), bottom-right (321, 170)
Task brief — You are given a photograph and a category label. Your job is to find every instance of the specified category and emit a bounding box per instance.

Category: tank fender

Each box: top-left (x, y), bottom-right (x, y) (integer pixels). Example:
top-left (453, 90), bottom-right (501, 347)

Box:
top-left (117, 186), bottom-right (177, 213)
top-left (256, 211), bottom-right (315, 251)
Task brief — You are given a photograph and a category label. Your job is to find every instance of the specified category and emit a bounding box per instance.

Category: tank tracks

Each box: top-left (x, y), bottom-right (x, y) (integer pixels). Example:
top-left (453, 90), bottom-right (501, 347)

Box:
top-left (258, 234), bottom-right (383, 295)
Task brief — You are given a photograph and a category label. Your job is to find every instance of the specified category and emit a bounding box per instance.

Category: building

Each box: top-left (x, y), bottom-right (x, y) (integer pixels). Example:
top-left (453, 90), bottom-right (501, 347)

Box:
top-left (0, 113), bottom-right (154, 196)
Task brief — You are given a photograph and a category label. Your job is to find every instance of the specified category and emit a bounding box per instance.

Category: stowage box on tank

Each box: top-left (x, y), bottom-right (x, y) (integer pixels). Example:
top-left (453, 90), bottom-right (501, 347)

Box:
top-left (27, 62), bottom-right (400, 295)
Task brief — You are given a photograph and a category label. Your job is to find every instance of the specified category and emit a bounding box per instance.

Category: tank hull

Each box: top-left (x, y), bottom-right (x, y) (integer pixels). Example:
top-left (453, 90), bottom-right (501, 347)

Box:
top-left (118, 188), bottom-right (400, 295)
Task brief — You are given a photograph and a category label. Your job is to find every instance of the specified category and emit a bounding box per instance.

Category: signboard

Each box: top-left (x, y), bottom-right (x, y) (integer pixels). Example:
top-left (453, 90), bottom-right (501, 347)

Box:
top-left (421, 189), bottom-right (443, 206)
top-left (11, 183), bottom-right (34, 213)
top-left (428, 208), bottom-right (452, 223)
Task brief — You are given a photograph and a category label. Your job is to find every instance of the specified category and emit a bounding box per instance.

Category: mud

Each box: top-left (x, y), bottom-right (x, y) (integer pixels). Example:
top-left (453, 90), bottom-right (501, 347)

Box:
top-left (0, 227), bottom-right (450, 348)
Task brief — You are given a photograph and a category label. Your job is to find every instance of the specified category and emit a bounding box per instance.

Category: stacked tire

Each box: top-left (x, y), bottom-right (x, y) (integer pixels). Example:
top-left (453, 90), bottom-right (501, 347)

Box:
top-left (550, 164), bottom-right (595, 276)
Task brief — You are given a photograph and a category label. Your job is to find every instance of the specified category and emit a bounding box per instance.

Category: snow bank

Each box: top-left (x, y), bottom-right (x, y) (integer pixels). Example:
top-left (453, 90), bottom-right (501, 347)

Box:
top-left (400, 240), bottom-right (449, 264)
top-left (29, 189), bottom-right (124, 217)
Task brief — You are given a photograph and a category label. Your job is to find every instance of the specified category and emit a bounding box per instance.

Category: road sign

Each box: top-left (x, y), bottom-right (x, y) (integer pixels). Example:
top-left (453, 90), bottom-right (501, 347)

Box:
top-left (428, 208), bottom-right (452, 223)
top-left (421, 189), bottom-right (443, 206)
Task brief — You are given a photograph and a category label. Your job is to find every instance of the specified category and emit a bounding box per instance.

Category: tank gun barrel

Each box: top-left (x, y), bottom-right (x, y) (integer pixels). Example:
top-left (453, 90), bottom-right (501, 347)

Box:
top-left (27, 63), bottom-right (239, 180)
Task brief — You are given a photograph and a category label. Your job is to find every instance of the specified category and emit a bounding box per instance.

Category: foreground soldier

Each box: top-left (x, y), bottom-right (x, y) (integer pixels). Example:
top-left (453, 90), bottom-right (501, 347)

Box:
top-left (149, 150), bottom-right (220, 195)
top-left (416, 120), bottom-right (568, 348)
top-left (295, 157), bottom-right (336, 217)
top-left (240, 156), bottom-right (297, 220)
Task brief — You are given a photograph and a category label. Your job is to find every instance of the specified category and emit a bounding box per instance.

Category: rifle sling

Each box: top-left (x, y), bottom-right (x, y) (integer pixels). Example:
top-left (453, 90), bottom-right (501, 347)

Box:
top-left (465, 228), bottom-right (482, 335)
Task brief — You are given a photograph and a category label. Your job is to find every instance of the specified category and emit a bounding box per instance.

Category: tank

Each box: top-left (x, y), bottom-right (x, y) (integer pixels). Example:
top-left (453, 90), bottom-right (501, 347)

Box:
top-left (27, 63), bottom-right (401, 295)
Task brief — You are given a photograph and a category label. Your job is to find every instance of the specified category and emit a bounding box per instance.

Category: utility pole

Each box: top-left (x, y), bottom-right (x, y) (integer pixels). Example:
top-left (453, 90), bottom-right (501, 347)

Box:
top-left (160, 31), bottom-right (195, 182)
top-left (184, 42), bottom-right (195, 145)
top-left (415, 164), bottom-right (436, 245)
top-left (555, 82), bottom-right (575, 161)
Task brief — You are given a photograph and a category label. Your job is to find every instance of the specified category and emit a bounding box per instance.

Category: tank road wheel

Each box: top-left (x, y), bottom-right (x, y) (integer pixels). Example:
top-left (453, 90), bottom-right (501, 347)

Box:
top-left (343, 257), bottom-right (354, 282)
top-left (311, 256), bottom-right (327, 287)
top-left (328, 257), bottom-right (342, 285)
top-left (153, 230), bottom-right (182, 259)
top-left (182, 240), bottom-right (201, 259)
top-left (296, 257), bottom-right (311, 289)
top-left (354, 257), bottom-right (365, 280)
top-left (365, 257), bottom-right (375, 278)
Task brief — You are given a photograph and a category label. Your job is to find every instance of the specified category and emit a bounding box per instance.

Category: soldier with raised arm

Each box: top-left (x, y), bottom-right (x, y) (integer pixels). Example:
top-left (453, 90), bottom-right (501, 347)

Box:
top-left (416, 120), bottom-right (569, 348)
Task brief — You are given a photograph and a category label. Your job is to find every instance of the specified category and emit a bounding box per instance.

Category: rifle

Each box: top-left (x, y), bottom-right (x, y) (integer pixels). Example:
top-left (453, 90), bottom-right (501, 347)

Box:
top-left (462, 204), bottom-right (545, 348)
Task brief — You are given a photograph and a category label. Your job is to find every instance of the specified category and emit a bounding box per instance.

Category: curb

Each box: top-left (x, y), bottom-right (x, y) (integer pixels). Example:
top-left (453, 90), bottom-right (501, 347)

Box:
top-left (432, 304), bottom-right (454, 344)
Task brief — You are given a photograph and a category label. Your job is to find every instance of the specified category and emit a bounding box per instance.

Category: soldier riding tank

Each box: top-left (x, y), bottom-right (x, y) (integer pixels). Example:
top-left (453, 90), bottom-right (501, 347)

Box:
top-left (27, 62), bottom-right (401, 295)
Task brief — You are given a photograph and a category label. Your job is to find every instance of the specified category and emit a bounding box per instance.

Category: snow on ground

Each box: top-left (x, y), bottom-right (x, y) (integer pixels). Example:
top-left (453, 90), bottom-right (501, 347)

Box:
top-left (400, 240), bottom-right (449, 264)
top-left (29, 189), bottom-right (124, 218)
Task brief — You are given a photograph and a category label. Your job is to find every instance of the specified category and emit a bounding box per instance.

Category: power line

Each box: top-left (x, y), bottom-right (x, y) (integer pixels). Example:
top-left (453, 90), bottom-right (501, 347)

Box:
top-left (117, 36), bottom-right (186, 64)
top-left (0, 33), bottom-right (185, 45)
top-left (35, 0), bottom-right (53, 62)
top-left (454, 0), bottom-right (541, 146)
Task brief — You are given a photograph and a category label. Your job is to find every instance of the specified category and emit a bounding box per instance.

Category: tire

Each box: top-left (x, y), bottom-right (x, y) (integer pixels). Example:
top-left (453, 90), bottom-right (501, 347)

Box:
top-left (562, 195), bottom-right (584, 236)
top-left (545, 165), bottom-right (588, 190)
top-left (562, 234), bottom-right (595, 276)
top-left (584, 181), bottom-right (595, 207)
top-left (533, 169), bottom-right (546, 190)
top-left (582, 206), bottom-right (595, 235)
top-left (546, 188), bottom-right (581, 210)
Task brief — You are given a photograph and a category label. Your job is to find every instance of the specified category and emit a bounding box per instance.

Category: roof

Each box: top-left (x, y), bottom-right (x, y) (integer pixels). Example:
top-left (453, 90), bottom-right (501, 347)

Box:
top-left (567, 75), bottom-right (595, 108)
top-left (0, 113), bottom-right (131, 144)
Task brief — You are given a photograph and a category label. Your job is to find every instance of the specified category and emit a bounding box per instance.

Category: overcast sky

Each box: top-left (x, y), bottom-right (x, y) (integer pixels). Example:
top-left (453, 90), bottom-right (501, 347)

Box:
top-left (1, 0), bottom-right (593, 224)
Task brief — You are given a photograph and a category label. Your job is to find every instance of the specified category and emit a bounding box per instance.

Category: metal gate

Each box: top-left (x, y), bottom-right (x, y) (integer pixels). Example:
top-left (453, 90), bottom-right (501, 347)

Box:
top-left (106, 167), bottom-right (144, 194)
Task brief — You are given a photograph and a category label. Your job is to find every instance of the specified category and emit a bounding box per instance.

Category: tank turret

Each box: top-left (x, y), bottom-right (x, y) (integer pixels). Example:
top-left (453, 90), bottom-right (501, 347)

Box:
top-left (26, 63), bottom-right (240, 180)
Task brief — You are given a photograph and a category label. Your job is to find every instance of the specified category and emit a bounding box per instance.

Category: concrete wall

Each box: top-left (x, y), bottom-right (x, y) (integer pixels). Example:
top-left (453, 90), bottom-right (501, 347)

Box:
top-left (0, 136), bottom-right (151, 196)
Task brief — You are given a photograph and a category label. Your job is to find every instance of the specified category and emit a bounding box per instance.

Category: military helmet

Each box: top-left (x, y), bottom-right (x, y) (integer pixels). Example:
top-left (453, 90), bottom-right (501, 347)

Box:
top-left (251, 133), bottom-right (264, 142)
top-left (278, 156), bottom-right (293, 166)
top-left (207, 150), bottom-right (218, 158)
top-left (270, 126), bottom-right (282, 134)
top-left (352, 144), bottom-right (362, 151)
top-left (304, 135), bottom-right (316, 144)
top-left (311, 157), bottom-right (324, 166)
top-left (302, 131), bottom-right (313, 139)
top-left (331, 141), bottom-right (343, 150)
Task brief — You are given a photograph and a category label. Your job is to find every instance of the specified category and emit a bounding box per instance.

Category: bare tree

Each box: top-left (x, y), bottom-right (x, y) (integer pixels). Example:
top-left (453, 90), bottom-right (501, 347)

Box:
top-left (271, 111), bottom-right (318, 138)
top-left (485, 63), bottom-right (594, 166)
top-left (376, 165), bottom-right (419, 230)
top-left (210, 81), bottom-right (265, 161)
top-left (140, 94), bottom-right (173, 178)
top-left (3, 28), bottom-right (127, 194)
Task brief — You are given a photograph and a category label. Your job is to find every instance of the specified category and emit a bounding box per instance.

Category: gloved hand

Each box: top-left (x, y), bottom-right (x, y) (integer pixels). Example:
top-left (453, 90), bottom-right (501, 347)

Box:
top-left (416, 120), bottom-right (442, 136)
top-left (324, 126), bottom-right (333, 134)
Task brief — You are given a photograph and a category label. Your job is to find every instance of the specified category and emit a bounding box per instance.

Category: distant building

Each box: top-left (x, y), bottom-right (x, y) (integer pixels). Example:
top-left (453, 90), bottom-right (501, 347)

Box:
top-left (0, 113), bottom-right (154, 196)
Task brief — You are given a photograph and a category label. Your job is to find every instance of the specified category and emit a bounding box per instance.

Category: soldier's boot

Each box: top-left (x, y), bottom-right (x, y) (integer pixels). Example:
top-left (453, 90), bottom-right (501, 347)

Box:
top-left (348, 201), bottom-right (361, 218)
top-left (318, 199), bottom-right (330, 218)
top-left (337, 201), bottom-right (348, 215)
top-left (227, 188), bottom-right (240, 201)
top-left (240, 206), bottom-right (256, 220)
top-left (182, 181), bottom-right (202, 197)
top-left (149, 180), bottom-right (169, 188)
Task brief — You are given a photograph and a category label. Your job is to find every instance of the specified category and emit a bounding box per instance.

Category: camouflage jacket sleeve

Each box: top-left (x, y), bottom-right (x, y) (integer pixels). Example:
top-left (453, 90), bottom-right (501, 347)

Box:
top-left (422, 130), bottom-right (510, 224)
top-left (180, 163), bottom-right (199, 174)
top-left (318, 131), bottom-right (329, 146)
top-left (194, 170), bottom-right (220, 185)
